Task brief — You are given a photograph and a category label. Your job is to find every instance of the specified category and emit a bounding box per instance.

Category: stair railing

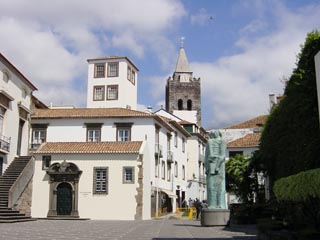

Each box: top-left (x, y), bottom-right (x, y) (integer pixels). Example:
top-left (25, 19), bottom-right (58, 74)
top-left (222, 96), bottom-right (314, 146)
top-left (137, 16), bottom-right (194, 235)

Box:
top-left (8, 157), bottom-right (35, 209)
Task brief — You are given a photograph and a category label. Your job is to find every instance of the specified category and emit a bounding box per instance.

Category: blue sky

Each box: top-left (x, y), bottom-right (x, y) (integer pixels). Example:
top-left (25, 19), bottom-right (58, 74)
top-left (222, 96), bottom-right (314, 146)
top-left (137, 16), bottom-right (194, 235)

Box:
top-left (1, 0), bottom-right (320, 129)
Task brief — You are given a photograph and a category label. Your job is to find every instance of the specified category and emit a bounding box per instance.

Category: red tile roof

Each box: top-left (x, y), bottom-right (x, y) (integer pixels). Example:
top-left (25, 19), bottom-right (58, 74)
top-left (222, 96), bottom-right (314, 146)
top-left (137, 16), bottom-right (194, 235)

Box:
top-left (227, 133), bottom-right (260, 148)
top-left (35, 141), bottom-right (143, 154)
top-left (224, 115), bottom-right (268, 129)
top-left (32, 108), bottom-right (153, 119)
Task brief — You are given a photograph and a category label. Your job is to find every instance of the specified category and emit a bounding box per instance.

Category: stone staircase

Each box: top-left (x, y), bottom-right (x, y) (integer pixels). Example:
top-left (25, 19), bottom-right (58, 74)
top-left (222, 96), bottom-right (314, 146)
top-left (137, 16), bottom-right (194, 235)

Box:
top-left (0, 156), bottom-right (35, 223)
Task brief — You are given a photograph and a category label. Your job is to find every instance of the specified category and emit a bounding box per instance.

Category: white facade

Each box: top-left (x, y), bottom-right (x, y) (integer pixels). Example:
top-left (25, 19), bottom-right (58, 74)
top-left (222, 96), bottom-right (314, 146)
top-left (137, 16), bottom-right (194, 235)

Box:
top-left (0, 53), bottom-right (37, 174)
top-left (30, 108), bottom-right (189, 219)
top-left (87, 57), bottom-right (138, 110)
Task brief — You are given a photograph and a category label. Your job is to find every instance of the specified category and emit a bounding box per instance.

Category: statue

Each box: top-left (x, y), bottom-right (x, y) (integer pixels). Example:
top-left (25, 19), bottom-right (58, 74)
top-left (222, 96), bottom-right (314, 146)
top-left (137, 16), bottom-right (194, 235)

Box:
top-left (205, 130), bottom-right (227, 209)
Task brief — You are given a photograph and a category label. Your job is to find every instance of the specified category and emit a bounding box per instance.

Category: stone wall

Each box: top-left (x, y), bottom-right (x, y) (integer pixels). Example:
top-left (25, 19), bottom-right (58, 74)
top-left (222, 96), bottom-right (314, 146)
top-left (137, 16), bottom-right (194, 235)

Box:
top-left (14, 178), bottom-right (33, 216)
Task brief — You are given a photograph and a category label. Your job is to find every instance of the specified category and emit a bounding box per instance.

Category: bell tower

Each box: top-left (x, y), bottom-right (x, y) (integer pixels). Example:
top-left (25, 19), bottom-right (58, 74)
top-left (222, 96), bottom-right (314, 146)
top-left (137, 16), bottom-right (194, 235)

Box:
top-left (165, 38), bottom-right (201, 126)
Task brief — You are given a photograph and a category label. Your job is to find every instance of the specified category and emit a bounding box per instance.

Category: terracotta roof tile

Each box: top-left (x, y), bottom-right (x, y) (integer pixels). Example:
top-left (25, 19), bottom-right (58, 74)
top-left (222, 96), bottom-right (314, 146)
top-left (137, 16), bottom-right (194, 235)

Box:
top-left (36, 141), bottom-right (143, 154)
top-left (224, 115), bottom-right (268, 129)
top-left (32, 108), bottom-right (152, 119)
top-left (227, 133), bottom-right (260, 148)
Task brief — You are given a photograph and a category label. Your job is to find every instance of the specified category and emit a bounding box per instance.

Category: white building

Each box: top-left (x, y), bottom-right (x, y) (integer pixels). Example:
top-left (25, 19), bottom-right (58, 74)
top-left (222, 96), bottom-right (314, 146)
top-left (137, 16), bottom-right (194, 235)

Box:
top-left (0, 53), bottom-right (37, 174)
top-left (87, 56), bottom-right (138, 110)
top-left (155, 109), bottom-right (207, 203)
top-left (30, 107), bottom-right (190, 220)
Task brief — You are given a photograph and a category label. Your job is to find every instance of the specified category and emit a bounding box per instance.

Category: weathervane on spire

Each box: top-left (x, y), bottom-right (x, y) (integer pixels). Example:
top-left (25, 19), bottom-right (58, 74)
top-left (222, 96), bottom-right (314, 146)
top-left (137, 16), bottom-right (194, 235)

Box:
top-left (180, 36), bottom-right (185, 48)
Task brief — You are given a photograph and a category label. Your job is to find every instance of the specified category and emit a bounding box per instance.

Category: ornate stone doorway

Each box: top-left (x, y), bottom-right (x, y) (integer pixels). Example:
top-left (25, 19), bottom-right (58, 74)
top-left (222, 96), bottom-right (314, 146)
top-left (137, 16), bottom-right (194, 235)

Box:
top-left (46, 160), bottom-right (82, 218)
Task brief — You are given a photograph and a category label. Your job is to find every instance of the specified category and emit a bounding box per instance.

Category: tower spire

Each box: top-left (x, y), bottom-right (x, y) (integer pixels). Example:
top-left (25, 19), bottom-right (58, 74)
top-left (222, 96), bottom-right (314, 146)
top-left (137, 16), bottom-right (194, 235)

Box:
top-left (175, 37), bottom-right (191, 73)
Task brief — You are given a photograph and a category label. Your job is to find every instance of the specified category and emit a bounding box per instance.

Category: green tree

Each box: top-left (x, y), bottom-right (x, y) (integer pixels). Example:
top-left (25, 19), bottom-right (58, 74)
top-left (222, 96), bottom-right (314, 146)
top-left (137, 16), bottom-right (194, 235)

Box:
top-left (226, 154), bottom-right (254, 203)
top-left (258, 30), bottom-right (320, 182)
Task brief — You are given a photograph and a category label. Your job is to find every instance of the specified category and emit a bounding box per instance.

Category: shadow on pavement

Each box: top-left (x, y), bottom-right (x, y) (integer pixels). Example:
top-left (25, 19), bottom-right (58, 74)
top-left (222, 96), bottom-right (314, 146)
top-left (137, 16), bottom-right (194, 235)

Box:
top-left (153, 237), bottom-right (257, 240)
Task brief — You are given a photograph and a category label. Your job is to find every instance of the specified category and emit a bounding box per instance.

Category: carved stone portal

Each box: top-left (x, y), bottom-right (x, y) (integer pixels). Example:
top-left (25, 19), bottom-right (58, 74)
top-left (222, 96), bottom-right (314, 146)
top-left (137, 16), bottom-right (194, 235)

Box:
top-left (46, 160), bottom-right (82, 218)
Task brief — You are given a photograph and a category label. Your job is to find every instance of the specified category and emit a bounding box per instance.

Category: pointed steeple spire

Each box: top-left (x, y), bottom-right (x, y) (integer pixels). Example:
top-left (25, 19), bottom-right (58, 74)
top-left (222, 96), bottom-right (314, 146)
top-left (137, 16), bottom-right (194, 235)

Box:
top-left (175, 37), bottom-right (192, 73)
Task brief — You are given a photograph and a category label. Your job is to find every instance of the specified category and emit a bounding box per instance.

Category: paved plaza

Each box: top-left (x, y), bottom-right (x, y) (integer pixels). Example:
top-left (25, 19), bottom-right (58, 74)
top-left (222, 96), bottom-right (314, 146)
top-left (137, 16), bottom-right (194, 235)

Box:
top-left (0, 217), bottom-right (257, 240)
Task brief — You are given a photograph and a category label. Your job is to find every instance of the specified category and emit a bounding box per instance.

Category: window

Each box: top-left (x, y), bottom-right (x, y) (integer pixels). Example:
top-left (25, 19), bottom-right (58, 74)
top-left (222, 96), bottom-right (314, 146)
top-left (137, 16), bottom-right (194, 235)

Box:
top-left (178, 99), bottom-right (183, 110)
top-left (187, 100), bottom-right (192, 110)
top-left (86, 123), bottom-right (102, 142)
top-left (182, 137), bottom-right (185, 153)
top-left (131, 69), bottom-right (135, 85)
top-left (123, 167), bottom-right (135, 184)
top-left (115, 122), bottom-right (132, 142)
top-left (182, 165), bottom-right (185, 180)
top-left (2, 71), bottom-right (9, 82)
top-left (93, 167), bottom-right (108, 194)
top-left (174, 161), bottom-right (178, 177)
top-left (161, 161), bottom-right (165, 179)
top-left (42, 155), bottom-right (51, 170)
top-left (117, 128), bottom-right (130, 141)
top-left (167, 163), bottom-right (171, 181)
top-left (93, 86), bottom-right (105, 101)
top-left (31, 125), bottom-right (47, 149)
top-left (107, 85), bottom-right (118, 100)
top-left (94, 63), bottom-right (105, 78)
top-left (174, 132), bottom-right (178, 148)
top-left (127, 66), bottom-right (131, 80)
top-left (107, 62), bottom-right (119, 77)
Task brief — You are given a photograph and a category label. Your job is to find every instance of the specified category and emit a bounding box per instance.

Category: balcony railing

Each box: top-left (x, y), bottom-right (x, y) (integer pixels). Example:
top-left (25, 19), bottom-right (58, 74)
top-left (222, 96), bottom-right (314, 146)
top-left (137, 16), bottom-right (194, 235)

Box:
top-left (155, 143), bottom-right (163, 158)
top-left (167, 151), bottom-right (174, 163)
top-left (0, 135), bottom-right (10, 153)
top-left (30, 139), bottom-right (45, 150)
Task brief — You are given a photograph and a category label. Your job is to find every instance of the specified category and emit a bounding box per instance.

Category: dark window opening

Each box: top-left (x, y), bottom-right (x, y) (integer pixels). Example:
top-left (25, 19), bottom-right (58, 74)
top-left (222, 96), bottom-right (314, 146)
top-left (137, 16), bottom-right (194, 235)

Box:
top-left (187, 100), bottom-right (192, 110)
top-left (178, 99), bottom-right (183, 110)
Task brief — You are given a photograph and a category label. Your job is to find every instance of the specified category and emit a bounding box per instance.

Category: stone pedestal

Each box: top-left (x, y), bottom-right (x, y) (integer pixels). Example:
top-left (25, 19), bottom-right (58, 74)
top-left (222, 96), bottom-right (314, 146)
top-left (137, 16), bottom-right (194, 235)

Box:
top-left (201, 208), bottom-right (230, 226)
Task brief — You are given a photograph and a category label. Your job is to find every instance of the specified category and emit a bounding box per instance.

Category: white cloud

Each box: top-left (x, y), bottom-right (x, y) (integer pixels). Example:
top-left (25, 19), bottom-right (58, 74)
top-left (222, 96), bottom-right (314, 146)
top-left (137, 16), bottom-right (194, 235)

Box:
top-left (190, 8), bottom-right (213, 26)
top-left (193, 2), bottom-right (320, 129)
top-left (0, 0), bottom-right (186, 106)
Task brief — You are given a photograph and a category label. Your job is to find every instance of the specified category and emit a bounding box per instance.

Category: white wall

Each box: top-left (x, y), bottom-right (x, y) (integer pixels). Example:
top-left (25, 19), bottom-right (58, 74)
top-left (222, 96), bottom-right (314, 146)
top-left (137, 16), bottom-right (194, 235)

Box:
top-left (0, 61), bottom-right (33, 171)
top-left (87, 59), bottom-right (137, 110)
top-left (32, 153), bottom-right (144, 220)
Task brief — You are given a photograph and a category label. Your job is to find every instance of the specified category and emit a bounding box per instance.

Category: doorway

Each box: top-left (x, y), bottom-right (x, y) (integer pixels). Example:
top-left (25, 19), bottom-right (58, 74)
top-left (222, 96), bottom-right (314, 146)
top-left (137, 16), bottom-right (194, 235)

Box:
top-left (57, 182), bottom-right (72, 215)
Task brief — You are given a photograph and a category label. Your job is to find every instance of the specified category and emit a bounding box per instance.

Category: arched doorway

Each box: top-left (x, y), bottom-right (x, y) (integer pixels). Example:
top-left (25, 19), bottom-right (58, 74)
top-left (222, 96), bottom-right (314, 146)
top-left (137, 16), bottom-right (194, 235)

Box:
top-left (57, 182), bottom-right (72, 215)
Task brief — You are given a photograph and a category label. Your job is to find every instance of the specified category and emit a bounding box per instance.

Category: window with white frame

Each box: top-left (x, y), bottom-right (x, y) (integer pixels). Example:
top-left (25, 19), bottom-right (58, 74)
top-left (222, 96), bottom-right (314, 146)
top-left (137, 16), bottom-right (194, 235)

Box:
top-left (123, 167), bottom-right (134, 184)
top-left (94, 63), bottom-right (105, 78)
top-left (93, 85), bottom-right (105, 101)
top-left (117, 128), bottom-right (130, 141)
top-left (107, 85), bottom-right (118, 100)
top-left (86, 123), bottom-right (102, 142)
top-left (93, 167), bottom-right (108, 194)
top-left (107, 62), bottom-right (119, 77)
top-left (115, 122), bottom-right (132, 142)
top-left (31, 125), bottom-right (47, 149)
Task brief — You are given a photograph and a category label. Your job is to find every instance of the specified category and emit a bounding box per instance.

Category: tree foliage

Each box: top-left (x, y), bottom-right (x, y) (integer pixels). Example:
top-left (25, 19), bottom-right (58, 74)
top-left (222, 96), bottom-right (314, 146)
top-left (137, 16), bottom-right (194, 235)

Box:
top-left (258, 30), bottom-right (320, 182)
top-left (226, 154), bottom-right (253, 203)
top-left (274, 168), bottom-right (320, 202)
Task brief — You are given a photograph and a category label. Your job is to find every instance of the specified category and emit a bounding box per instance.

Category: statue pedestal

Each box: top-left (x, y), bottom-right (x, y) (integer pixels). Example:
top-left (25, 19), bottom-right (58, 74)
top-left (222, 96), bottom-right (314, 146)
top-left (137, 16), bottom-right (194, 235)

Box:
top-left (201, 208), bottom-right (230, 226)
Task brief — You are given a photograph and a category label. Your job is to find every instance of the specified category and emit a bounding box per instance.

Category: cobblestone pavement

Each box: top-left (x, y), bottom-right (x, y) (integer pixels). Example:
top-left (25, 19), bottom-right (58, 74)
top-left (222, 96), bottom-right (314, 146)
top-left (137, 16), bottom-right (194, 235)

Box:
top-left (0, 218), bottom-right (257, 240)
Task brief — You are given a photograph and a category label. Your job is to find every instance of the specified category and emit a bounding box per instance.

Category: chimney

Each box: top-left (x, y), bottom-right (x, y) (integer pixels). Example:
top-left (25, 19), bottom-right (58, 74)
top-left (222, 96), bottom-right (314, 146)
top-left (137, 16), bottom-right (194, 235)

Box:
top-left (269, 94), bottom-right (276, 111)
